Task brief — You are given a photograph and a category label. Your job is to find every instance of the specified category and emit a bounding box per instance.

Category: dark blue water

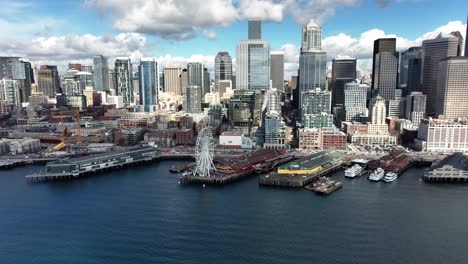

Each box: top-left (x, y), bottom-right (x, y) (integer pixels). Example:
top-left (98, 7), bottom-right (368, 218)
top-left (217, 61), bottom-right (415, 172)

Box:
top-left (1, 161), bottom-right (467, 264)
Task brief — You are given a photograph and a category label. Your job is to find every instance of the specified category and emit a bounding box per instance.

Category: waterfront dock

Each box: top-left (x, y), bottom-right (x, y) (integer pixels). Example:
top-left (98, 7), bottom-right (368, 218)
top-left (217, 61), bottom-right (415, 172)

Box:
top-left (179, 150), bottom-right (297, 186)
top-left (0, 160), bottom-right (24, 169)
top-left (259, 150), bottom-right (346, 188)
top-left (423, 153), bottom-right (468, 184)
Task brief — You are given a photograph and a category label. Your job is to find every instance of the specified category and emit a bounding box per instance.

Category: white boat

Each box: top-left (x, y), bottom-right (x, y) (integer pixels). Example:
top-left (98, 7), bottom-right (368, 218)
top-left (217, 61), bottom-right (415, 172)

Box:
top-left (383, 172), bottom-right (398, 183)
top-left (345, 164), bottom-right (363, 178)
top-left (369, 168), bottom-right (385, 181)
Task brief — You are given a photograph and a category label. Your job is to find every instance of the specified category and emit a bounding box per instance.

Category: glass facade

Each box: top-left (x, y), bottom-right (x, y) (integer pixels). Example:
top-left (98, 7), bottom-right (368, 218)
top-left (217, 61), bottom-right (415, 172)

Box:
top-left (138, 59), bottom-right (158, 112)
top-left (249, 45), bottom-right (270, 90)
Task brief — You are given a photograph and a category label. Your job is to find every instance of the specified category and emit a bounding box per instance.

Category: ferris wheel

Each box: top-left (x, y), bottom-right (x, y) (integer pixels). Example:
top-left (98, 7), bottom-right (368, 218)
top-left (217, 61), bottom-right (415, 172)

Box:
top-left (193, 127), bottom-right (216, 177)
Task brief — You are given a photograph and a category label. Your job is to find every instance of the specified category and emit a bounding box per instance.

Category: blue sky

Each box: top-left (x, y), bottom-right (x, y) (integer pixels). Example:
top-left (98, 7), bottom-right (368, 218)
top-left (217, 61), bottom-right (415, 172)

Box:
top-left (1, 0), bottom-right (467, 76)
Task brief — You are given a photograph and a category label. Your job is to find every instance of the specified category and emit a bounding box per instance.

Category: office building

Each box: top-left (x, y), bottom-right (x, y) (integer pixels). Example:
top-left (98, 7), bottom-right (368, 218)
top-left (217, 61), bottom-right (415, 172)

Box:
top-left (214, 52), bottom-right (232, 93)
top-left (179, 69), bottom-right (188, 94)
top-left (298, 20), bottom-right (327, 119)
top-left (344, 82), bottom-right (368, 122)
top-left (203, 68), bottom-right (210, 96)
top-left (270, 51), bottom-right (284, 91)
top-left (248, 18), bottom-right (262, 40)
top-left (114, 58), bottom-right (134, 107)
top-left (416, 118), bottom-right (468, 152)
top-left (207, 104), bottom-right (223, 127)
top-left (93, 55), bottom-right (109, 92)
top-left (368, 95), bottom-right (388, 134)
top-left (399, 47), bottom-right (423, 95)
top-left (435, 57), bottom-right (468, 119)
top-left (182, 85), bottom-right (202, 113)
top-left (301, 88), bottom-right (331, 117)
top-left (236, 19), bottom-right (270, 90)
top-left (37, 65), bottom-right (60, 97)
top-left (331, 58), bottom-right (357, 107)
top-left (138, 58), bottom-right (159, 112)
top-left (406, 92), bottom-right (427, 125)
top-left (422, 32), bottom-right (462, 115)
top-left (303, 113), bottom-right (333, 129)
top-left (108, 69), bottom-right (116, 91)
top-left (372, 38), bottom-right (398, 100)
top-left (163, 66), bottom-right (181, 95)
top-left (81, 65), bottom-right (93, 73)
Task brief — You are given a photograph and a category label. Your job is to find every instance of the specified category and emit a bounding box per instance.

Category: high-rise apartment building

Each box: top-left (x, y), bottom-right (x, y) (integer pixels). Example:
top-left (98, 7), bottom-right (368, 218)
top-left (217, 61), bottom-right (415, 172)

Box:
top-left (93, 55), bottom-right (109, 92)
top-left (435, 57), bottom-right (468, 119)
top-left (372, 38), bottom-right (398, 100)
top-left (422, 32), bottom-right (462, 115)
top-left (0, 79), bottom-right (21, 107)
top-left (301, 88), bottom-right (331, 123)
top-left (114, 58), bottom-right (134, 107)
top-left (163, 66), bottom-right (182, 95)
top-left (270, 51), bottom-right (284, 91)
top-left (138, 58), bottom-right (159, 112)
top-left (214, 52), bottom-right (232, 93)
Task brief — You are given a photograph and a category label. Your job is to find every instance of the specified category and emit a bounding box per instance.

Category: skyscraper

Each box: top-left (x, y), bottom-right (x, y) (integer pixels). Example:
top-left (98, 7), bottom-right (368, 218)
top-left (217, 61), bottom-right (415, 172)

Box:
top-left (435, 57), bottom-right (468, 119)
top-left (214, 52), bottom-right (232, 93)
top-left (406, 92), bottom-right (427, 125)
top-left (182, 85), bottom-right (202, 113)
top-left (465, 15), bottom-right (468, 57)
top-left (163, 66), bottom-right (182, 95)
top-left (187, 62), bottom-right (204, 88)
top-left (302, 88), bottom-right (331, 116)
top-left (203, 68), bottom-right (210, 96)
top-left (138, 58), bottom-right (159, 112)
top-left (270, 51), bottom-right (284, 91)
top-left (298, 20), bottom-right (327, 119)
top-left (248, 18), bottom-right (262, 40)
top-left (114, 58), bottom-right (134, 107)
top-left (331, 58), bottom-right (357, 107)
top-left (369, 95), bottom-right (388, 134)
top-left (399, 47), bottom-right (423, 95)
top-left (93, 55), bottom-right (110, 92)
top-left (9, 59), bottom-right (33, 102)
top-left (37, 65), bottom-right (60, 97)
top-left (236, 19), bottom-right (270, 91)
top-left (344, 82), bottom-right (368, 122)
top-left (179, 69), bottom-right (188, 94)
top-left (422, 32), bottom-right (462, 115)
top-left (372, 38), bottom-right (398, 100)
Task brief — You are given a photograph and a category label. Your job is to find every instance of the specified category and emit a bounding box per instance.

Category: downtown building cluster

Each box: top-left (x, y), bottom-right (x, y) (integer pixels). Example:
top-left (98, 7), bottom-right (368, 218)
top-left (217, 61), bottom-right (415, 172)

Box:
top-left (0, 17), bottom-right (468, 154)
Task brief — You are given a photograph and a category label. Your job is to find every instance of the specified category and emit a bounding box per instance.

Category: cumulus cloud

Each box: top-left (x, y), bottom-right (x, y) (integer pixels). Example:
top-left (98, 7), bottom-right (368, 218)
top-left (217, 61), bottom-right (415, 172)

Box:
top-left (84, 0), bottom-right (361, 40)
top-left (280, 20), bottom-right (467, 77)
top-left (322, 20), bottom-right (467, 73)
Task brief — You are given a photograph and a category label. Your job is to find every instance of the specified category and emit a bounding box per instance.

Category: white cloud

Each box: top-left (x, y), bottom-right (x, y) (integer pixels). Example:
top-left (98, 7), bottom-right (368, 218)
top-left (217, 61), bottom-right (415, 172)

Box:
top-left (322, 20), bottom-right (467, 73)
top-left (84, 0), bottom-right (361, 40)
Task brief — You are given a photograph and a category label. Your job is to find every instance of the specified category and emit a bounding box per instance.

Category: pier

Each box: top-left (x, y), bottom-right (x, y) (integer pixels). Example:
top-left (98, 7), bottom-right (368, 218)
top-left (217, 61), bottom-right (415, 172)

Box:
top-left (259, 162), bottom-right (344, 188)
top-left (422, 153), bottom-right (468, 184)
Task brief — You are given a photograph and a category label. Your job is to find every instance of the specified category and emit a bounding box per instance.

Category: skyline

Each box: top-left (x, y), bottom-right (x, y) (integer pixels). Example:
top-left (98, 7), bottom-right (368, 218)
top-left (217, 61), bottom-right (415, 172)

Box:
top-left (1, 0), bottom-right (468, 78)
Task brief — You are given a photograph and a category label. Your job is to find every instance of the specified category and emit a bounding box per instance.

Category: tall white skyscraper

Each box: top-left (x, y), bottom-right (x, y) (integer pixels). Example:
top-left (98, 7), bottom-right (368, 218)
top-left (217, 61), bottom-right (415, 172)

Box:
top-left (301, 20), bottom-right (322, 52)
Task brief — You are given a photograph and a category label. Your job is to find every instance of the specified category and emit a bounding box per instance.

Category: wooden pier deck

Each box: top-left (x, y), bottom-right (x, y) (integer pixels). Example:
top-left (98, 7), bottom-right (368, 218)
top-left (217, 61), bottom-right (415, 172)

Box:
top-left (259, 162), bottom-right (344, 188)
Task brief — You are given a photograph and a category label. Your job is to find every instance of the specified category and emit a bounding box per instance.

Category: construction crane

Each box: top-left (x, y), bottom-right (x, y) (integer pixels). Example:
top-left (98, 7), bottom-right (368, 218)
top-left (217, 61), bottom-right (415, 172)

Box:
top-left (52, 109), bottom-right (81, 151)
